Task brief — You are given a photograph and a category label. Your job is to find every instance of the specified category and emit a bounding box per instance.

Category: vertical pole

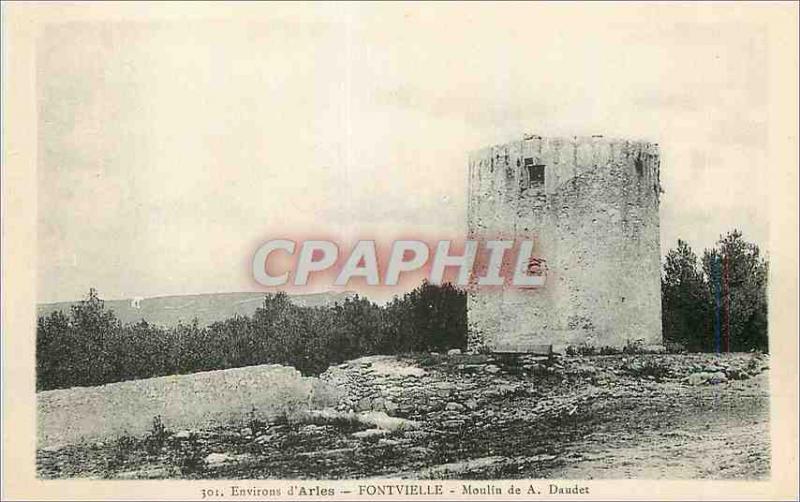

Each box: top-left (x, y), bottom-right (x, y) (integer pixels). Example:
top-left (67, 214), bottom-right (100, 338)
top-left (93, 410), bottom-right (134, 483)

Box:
top-left (714, 255), bottom-right (721, 354)
top-left (723, 253), bottom-right (730, 352)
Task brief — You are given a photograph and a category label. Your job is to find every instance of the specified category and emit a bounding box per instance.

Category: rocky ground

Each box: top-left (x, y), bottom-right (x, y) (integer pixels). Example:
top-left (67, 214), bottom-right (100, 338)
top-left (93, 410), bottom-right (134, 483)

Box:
top-left (37, 352), bottom-right (770, 480)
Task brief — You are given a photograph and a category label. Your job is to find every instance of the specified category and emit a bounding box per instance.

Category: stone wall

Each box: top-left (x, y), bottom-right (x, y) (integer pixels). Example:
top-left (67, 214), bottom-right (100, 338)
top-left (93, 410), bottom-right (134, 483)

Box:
top-left (38, 364), bottom-right (339, 449)
top-left (467, 136), bottom-right (662, 352)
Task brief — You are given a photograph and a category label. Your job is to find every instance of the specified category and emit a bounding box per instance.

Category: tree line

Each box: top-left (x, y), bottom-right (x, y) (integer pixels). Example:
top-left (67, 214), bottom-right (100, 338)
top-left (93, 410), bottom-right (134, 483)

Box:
top-left (36, 282), bottom-right (466, 391)
top-left (37, 229), bottom-right (769, 391)
top-left (662, 229), bottom-right (768, 352)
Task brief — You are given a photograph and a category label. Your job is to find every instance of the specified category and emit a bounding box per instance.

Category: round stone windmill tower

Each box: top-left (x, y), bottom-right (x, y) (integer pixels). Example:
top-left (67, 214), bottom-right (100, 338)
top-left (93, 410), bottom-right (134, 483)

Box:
top-left (466, 135), bottom-right (663, 353)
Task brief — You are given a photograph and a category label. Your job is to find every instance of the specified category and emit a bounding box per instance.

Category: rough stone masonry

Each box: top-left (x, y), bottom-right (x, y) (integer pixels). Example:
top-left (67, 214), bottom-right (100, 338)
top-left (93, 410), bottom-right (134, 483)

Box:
top-left (466, 135), bottom-right (662, 353)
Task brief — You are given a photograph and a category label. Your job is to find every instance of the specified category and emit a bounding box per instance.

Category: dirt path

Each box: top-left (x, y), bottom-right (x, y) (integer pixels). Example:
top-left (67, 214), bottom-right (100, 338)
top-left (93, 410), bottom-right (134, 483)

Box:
top-left (537, 373), bottom-right (770, 479)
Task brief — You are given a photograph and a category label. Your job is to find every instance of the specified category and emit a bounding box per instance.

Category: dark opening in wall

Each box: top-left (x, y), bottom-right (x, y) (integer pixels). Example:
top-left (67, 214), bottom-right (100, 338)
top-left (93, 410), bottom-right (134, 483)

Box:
top-left (522, 158), bottom-right (546, 189)
top-left (505, 161), bottom-right (516, 201)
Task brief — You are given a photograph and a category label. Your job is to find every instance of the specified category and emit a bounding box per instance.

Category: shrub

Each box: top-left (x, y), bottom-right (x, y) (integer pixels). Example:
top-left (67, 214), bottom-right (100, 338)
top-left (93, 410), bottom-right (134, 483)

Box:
top-left (565, 344), bottom-right (616, 356)
top-left (36, 282), bottom-right (469, 390)
top-left (144, 415), bottom-right (169, 456)
top-left (746, 354), bottom-right (764, 374)
top-left (106, 435), bottom-right (138, 473)
top-left (247, 407), bottom-right (268, 436)
top-left (171, 436), bottom-right (205, 476)
top-left (622, 339), bottom-right (647, 354)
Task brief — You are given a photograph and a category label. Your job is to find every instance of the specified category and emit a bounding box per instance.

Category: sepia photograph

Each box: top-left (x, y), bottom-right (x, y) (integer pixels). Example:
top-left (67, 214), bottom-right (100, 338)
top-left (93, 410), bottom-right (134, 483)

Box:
top-left (2, 2), bottom-right (798, 500)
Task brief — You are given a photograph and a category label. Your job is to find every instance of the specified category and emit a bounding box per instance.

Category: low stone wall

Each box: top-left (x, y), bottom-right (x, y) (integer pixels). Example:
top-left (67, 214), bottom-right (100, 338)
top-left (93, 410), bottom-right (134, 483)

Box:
top-left (320, 353), bottom-right (771, 425)
top-left (38, 364), bottom-right (339, 449)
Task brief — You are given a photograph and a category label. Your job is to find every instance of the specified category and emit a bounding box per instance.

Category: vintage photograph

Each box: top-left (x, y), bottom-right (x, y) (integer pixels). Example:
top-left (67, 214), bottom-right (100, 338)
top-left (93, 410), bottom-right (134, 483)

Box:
top-left (2, 2), bottom-right (797, 499)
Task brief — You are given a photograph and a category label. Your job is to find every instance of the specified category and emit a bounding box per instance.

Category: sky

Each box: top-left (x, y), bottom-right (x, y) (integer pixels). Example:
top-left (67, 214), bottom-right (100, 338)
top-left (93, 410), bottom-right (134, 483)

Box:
top-left (36, 4), bottom-right (773, 303)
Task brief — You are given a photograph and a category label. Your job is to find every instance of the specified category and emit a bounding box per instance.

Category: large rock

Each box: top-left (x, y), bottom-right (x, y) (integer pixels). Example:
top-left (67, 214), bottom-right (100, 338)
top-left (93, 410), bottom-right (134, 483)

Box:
top-left (445, 402), bottom-right (466, 412)
top-left (371, 397), bottom-right (386, 412)
top-left (384, 400), bottom-right (399, 415)
top-left (172, 430), bottom-right (193, 440)
top-left (686, 371), bottom-right (728, 386)
top-left (707, 372), bottom-right (728, 384)
top-left (356, 397), bottom-right (373, 412)
top-left (357, 411), bottom-right (418, 432)
top-left (204, 453), bottom-right (232, 465)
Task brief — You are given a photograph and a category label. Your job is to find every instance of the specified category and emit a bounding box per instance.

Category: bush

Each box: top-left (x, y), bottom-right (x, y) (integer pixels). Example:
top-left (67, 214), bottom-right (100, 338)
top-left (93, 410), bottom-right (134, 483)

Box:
top-left (171, 437), bottom-right (205, 476)
top-left (246, 407), bottom-right (268, 436)
top-left (37, 283), bottom-right (468, 390)
top-left (565, 344), bottom-right (620, 356)
top-left (106, 435), bottom-right (138, 473)
top-left (622, 339), bottom-right (647, 354)
top-left (565, 344), bottom-right (598, 356)
top-left (144, 416), bottom-right (169, 456)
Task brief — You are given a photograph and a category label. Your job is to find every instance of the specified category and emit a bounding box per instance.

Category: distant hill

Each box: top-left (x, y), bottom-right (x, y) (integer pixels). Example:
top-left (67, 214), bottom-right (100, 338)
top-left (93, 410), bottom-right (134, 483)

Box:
top-left (36, 291), bottom-right (358, 328)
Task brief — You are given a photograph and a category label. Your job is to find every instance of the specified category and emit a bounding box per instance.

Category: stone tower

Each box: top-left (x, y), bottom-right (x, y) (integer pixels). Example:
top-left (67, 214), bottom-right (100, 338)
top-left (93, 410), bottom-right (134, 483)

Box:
top-left (466, 135), bottom-right (662, 353)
